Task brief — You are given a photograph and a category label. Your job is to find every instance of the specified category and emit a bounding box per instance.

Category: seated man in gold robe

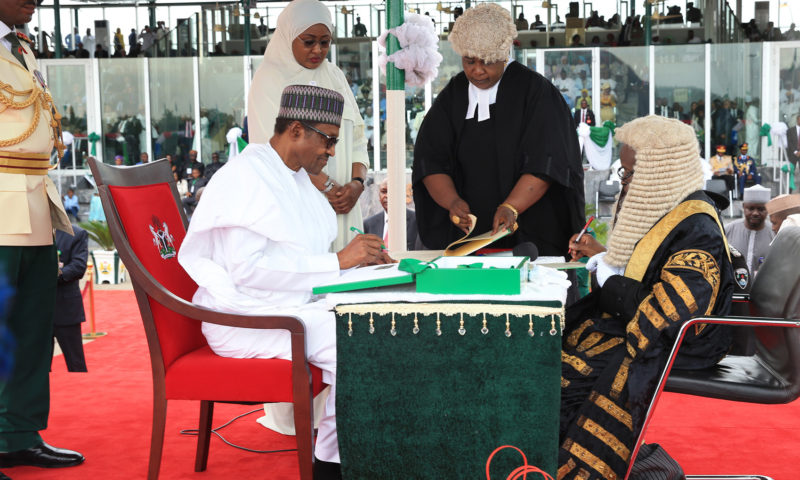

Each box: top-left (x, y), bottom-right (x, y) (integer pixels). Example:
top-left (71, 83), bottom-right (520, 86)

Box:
top-left (559, 116), bottom-right (734, 479)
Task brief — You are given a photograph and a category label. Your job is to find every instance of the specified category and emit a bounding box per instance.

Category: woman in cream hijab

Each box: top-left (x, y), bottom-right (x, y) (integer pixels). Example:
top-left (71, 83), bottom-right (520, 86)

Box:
top-left (248, 0), bottom-right (368, 252)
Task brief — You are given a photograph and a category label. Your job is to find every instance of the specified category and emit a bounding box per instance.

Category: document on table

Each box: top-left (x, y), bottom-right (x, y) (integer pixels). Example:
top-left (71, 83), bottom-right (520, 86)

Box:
top-left (312, 263), bottom-right (414, 294)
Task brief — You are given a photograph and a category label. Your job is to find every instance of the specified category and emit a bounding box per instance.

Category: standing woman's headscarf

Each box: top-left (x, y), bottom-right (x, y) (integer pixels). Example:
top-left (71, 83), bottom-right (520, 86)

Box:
top-left (247, 0), bottom-right (367, 159)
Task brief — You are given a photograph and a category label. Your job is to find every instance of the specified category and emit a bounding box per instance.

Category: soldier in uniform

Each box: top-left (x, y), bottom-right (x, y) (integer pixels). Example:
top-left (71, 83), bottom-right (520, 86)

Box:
top-left (733, 143), bottom-right (761, 198)
top-left (0, 0), bottom-right (85, 473)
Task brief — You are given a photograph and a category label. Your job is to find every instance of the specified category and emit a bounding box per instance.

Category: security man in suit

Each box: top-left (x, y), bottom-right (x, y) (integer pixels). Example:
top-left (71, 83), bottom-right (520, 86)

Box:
top-left (363, 179), bottom-right (422, 250)
top-left (0, 0), bottom-right (85, 471)
top-left (53, 224), bottom-right (88, 372)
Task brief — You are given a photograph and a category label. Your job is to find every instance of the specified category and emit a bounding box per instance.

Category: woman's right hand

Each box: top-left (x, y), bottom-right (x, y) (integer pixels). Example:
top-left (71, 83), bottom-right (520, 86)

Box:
top-left (568, 233), bottom-right (606, 261)
top-left (448, 198), bottom-right (472, 234)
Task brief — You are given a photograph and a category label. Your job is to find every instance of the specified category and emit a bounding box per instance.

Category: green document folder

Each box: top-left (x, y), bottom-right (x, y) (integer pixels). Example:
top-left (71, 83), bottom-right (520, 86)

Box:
top-left (311, 264), bottom-right (414, 294)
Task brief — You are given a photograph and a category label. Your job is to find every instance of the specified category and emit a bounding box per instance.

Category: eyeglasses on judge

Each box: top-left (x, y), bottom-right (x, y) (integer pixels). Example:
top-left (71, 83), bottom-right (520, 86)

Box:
top-left (300, 121), bottom-right (339, 149)
top-left (617, 166), bottom-right (635, 183)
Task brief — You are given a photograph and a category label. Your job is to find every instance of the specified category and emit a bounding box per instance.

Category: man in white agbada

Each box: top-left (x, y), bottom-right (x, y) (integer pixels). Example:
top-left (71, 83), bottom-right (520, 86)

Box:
top-left (178, 85), bottom-right (389, 477)
top-left (724, 185), bottom-right (775, 274)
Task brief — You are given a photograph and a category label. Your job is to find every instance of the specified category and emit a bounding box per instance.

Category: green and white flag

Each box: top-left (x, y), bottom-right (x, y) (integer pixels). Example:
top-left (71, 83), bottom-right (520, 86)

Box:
top-left (578, 121), bottom-right (615, 170)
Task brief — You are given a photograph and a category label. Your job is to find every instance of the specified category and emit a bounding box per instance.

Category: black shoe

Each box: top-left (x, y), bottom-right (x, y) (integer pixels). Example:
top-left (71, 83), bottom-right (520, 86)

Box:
top-left (0, 442), bottom-right (84, 468)
top-left (0, 470), bottom-right (11, 480)
top-left (313, 458), bottom-right (342, 480)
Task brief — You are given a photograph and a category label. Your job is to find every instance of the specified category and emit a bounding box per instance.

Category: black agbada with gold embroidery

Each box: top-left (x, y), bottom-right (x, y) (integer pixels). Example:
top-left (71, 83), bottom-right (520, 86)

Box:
top-left (558, 191), bottom-right (734, 480)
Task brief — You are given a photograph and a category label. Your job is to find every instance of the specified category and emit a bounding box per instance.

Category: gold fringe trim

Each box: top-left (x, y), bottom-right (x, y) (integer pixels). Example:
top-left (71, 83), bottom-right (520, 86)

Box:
top-left (335, 303), bottom-right (563, 319)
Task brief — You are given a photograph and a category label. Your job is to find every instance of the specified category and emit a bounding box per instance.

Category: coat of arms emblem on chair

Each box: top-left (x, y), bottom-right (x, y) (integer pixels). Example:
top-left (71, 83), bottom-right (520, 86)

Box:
top-left (149, 216), bottom-right (177, 259)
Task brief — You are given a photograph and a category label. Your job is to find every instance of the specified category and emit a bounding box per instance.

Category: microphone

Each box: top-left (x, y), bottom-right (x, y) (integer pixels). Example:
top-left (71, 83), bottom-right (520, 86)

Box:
top-left (512, 241), bottom-right (539, 261)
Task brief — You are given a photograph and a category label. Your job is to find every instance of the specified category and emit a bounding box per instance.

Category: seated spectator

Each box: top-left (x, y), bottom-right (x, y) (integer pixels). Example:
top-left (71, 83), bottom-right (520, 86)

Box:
top-left (181, 163), bottom-right (207, 216)
top-left (725, 185), bottom-right (774, 274)
top-left (710, 145), bottom-right (735, 192)
top-left (74, 42), bottom-right (89, 58)
top-left (204, 152), bottom-right (225, 180)
top-left (136, 152), bottom-right (149, 165)
top-left (113, 155), bottom-right (124, 166)
top-left (733, 143), bottom-right (761, 198)
top-left (63, 188), bottom-right (80, 221)
top-left (363, 179), bottom-right (422, 250)
top-left (766, 194), bottom-right (800, 234)
top-left (173, 171), bottom-right (189, 197)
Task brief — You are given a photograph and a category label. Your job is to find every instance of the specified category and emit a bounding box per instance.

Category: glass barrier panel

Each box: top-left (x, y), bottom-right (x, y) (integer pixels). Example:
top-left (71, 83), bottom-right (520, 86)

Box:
top-left (98, 58), bottom-right (146, 165)
top-left (711, 43), bottom-right (763, 160)
top-left (431, 40), bottom-right (461, 97)
top-left (149, 57), bottom-right (195, 169)
top-left (198, 56), bottom-right (245, 164)
top-left (654, 44), bottom-right (705, 153)
top-left (47, 63), bottom-right (88, 167)
top-left (600, 46), bottom-right (650, 128)
top-left (335, 41), bottom-right (375, 165)
top-left (779, 47), bottom-right (800, 128)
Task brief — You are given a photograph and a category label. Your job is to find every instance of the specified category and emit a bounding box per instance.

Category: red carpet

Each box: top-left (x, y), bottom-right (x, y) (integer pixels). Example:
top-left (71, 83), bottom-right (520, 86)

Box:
top-left (5, 290), bottom-right (800, 479)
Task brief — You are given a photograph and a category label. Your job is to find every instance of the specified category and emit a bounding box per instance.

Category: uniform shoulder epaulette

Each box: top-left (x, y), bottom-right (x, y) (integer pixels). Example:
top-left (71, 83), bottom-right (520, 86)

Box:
top-left (16, 32), bottom-right (32, 44)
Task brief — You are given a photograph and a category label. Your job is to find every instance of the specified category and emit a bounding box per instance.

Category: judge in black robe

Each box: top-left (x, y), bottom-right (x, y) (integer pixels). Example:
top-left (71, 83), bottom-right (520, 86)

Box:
top-left (412, 59), bottom-right (584, 256)
top-left (559, 116), bottom-right (734, 479)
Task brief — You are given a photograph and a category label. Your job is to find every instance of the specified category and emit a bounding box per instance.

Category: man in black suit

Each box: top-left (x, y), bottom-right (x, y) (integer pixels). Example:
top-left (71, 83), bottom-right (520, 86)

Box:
top-left (53, 225), bottom-right (89, 372)
top-left (788, 114), bottom-right (800, 170)
top-left (363, 179), bottom-right (422, 250)
top-left (573, 99), bottom-right (595, 126)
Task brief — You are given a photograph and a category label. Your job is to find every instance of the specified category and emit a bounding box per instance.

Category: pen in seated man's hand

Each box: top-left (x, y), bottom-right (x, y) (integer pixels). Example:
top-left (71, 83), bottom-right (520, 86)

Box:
top-left (337, 234), bottom-right (394, 268)
top-left (567, 232), bottom-right (606, 261)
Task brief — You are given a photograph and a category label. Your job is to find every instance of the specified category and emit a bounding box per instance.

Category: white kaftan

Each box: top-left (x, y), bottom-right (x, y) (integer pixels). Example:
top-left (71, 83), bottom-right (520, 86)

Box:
top-left (178, 142), bottom-right (343, 462)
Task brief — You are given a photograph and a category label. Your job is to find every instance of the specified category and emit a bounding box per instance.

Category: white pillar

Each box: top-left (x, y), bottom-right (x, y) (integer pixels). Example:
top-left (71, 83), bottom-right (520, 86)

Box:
top-left (386, 90), bottom-right (408, 253)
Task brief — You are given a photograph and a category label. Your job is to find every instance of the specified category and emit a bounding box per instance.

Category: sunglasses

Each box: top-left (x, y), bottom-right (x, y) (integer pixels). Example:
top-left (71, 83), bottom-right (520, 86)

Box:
top-left (300, 121), bottom-right (338, 149)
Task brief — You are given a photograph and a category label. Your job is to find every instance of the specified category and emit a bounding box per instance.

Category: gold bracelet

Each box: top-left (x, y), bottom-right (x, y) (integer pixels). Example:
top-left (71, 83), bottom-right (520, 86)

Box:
top-left (498, 202), bottom-right (519, 220)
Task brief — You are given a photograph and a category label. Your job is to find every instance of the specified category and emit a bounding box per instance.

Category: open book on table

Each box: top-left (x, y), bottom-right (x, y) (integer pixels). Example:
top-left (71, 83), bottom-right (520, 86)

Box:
top-left (444, 214), bottom-right (517, 256)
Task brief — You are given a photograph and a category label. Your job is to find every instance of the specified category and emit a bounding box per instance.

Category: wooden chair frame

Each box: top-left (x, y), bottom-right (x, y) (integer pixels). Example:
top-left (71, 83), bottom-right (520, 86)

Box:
top-left (88, 158), bottom-right (317, 480)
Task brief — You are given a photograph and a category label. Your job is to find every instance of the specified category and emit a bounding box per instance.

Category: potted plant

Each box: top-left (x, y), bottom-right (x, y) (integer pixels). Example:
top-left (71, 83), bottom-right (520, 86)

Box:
top-left (79, 220), bottom-right (126, 284)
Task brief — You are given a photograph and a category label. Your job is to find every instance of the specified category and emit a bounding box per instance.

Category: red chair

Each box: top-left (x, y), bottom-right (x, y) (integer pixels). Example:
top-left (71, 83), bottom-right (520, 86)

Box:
top-left (88, 157), bottom-right (325, 479)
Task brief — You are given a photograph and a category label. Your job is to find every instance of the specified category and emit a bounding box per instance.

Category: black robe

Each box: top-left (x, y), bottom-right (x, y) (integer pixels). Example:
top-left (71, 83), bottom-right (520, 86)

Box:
top-left (559, 191), bottom-right (734, 479)
top-left (412, 61), bottom-right (584, 256)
